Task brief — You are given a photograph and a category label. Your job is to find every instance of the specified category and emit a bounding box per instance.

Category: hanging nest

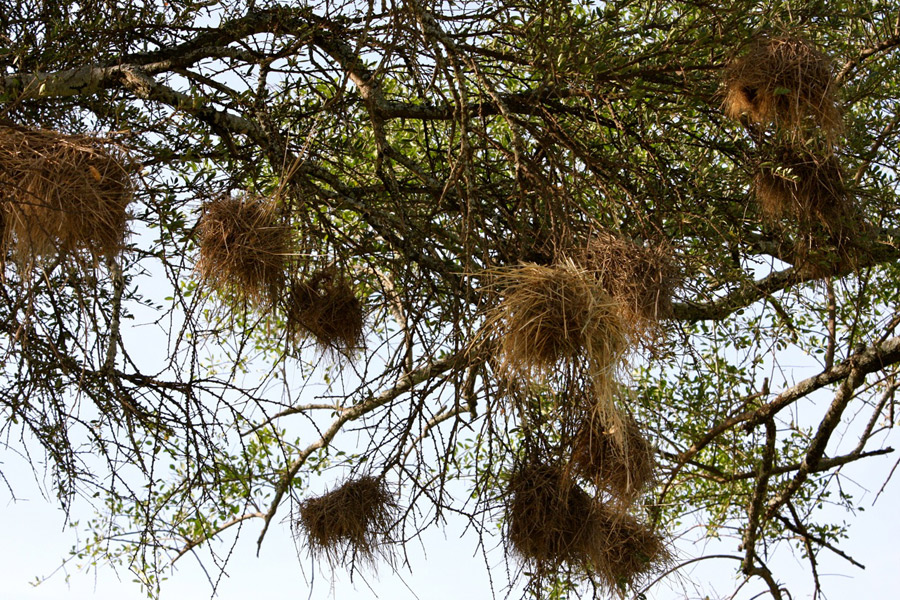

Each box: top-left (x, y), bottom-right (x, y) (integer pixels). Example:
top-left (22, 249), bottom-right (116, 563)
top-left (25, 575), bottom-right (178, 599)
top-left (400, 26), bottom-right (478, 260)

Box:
top-left (572, 410), bottom-right (656, 503)
top-left (754, 148), bottom-right (852, 229)
top-left (590, 506), bottom-right (670, 592)
top-left (296, 475), bottom-right (397, 567)
top-left (754, 148), bottom-right (862, 274)
top-left (505, 462), bottom-right (669, 591)
top-left (485, 260), bottom-right (628, 379)
top-left (506, 373), bottom-right (630, 464)
top-left (195, 194), bottom-right (290, 305)
top-left (285, 269), bottom-right (365, 355)
top-left (792, 227), bottom-right (863, 278)
top-left (577, 233), bottom-right (679, 341)
top-left (506, 462), bottom-right (599, 570)
top-left (723, 35), bottom-right (841, 139)
top-left (0, 123), bottom-right (133, 261)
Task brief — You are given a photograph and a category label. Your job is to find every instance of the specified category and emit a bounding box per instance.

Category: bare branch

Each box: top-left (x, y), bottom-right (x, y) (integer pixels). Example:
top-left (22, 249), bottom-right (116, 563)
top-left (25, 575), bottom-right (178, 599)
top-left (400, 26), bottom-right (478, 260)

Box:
top-left (255, 349), bottom-right (469, 549)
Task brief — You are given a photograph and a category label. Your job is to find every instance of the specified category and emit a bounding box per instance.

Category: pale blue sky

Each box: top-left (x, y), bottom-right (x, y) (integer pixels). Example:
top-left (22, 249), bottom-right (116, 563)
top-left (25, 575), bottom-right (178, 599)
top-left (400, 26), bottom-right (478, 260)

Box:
top-left (2, 436), bottom-right (898, 600)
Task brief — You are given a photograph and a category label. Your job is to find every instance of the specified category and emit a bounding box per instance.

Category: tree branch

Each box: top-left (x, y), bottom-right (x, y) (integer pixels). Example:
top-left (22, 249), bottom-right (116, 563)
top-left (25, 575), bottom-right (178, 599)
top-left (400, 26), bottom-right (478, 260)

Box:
top-left (255, 349), bottom-right (469, 550)
top-left (766, 366), bottom-right (867, 518)
top-left (742, 419), bottom-right (777, 574)
top-left (676, 335), bottom-right (900, 468)
top-left (671, 229), bottom-right (900, 322)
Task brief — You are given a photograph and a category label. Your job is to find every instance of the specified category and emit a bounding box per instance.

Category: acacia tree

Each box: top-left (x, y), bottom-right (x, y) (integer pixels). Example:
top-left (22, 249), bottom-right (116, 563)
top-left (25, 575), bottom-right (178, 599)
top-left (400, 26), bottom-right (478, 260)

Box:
top-left (2, 0), bottom-right (900, 597)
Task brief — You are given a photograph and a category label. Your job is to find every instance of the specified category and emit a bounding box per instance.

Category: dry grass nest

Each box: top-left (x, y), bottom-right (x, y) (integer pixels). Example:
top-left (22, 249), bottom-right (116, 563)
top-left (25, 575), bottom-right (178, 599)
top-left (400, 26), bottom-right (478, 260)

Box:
top-left (505, 462), bottom-right (668, 590)
top-left (572, 410), bottom-right (656, 503)
top-left (591, 505), bottom-right (670, 592)
top-left (297, 476), bottom-right (397, 567)
top-left (793, 227), bottom-right (865, 278)
top-left (486, 260), bottom-right (628, 378)
top-left (754, 148), bottom-right (863, 274)
top-left (195, 194), bottom-right (290, 305)
top-left (286, 269), bottom-right (365, 354)
top-left (754, 148), bottom-right (853, 229)
top-left (577, 233), bottom-right (679, 339)
top-left (723, 35), bottom-right (841, 139)
top-left (0, 123), bottom-right (133, 261)
top-left (506, 462), bottom-right (600, 569)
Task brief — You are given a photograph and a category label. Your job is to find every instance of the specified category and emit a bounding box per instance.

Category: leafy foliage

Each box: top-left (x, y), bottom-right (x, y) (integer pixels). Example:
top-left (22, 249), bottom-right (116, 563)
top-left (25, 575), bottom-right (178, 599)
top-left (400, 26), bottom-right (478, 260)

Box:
top-left (2, 1), bottom-right (900, 598)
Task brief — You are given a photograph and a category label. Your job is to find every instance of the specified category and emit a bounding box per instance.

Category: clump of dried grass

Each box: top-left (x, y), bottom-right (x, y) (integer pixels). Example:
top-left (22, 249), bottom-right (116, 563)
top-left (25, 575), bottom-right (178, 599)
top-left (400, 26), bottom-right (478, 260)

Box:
top-left (506, 462), bottom-right (598, 569)
top-left (723, 35), bottom-right (841, 139)
top-left (505, 462), bottom-right (669, 590)
top-left (285, 269), bottom-right (365, 354)
top-left (591, 506), bottom-right (670, 592)
top-left (195, 194), bottom-right (290, 305)
top-left (755, 148), bottom-right (862, 275)
top-left (577, 233), bottom-right (678, 340)
top-left (792, 227), bottom-right (862, 278)
top-left (296, 476), bottom-right (397, 567)
top-left (486, 260), bottom-right (628, 379)
top-left (754, 149), bottom-right (851, 228)
top-left (0, 124), bottom-right (133, 261)
top-left (572, 410), bottom-right (656, 503)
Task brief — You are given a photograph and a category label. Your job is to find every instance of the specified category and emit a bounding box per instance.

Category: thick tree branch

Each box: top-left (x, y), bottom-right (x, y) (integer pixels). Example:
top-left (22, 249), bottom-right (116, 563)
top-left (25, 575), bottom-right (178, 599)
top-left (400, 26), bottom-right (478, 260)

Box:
top-left (742, 419), bottom-right (777, 574)
top-left (672, 229), bottom-right (900, 322)
top-left (674, 335), bottom-right (900, 468)
top-left (114, 66), bottom-right (264, 139)
top-left (766, 366), bottom-right (867, 517)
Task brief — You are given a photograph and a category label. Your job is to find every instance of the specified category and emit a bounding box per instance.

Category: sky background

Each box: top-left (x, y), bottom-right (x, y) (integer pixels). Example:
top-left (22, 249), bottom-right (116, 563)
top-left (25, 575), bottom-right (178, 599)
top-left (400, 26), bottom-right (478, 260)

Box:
top-left (6, 6), bottom-right (898, 599)
top-left (2, 253), bottom-right (899, 600)
top-left (2, 417), bottom-right (898, 600)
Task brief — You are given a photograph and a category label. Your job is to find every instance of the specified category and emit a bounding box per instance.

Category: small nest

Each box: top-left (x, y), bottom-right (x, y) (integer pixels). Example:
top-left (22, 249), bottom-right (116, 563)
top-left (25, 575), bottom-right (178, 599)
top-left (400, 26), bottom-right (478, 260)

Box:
top-left (506, 463), bottom-right (599, 569)
top-left (723, 35), bottom-right (841, 139)
top-left (591, 506), bottom-right (670, 592)
top-left (195, 194), bottom-right (290, 305)
top-left (755, 148), bottom-right (862, 275)
top-left (755, 149), bottom-right (851, 228)
top-left (792, 228), bottom-right (862, 278)
top-left (486, 260), bottom-right (628, 379)
top-left (285, 269), bottom-right (365, 354)
top-left (577, 233), bottom-right (679, 341)
top-left (0, 124), bottom-right (133, 261)
top-left (296, 476), bottom-right (397, 567)
top-left (572, 410), bottom-right (656, 503)
top-left (505, 462), bottom-right (669, 591)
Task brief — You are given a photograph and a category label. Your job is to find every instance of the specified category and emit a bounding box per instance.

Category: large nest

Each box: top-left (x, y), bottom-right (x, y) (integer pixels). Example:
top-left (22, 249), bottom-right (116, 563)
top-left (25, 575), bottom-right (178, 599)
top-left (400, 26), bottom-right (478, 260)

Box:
top-left (572, 410), bottom-right (656, 504)
top-left (0, 124), bottom-right (133, 261)
top-left (505, 462), bottom-right (669, 591)
top-left (296, 475), bottom-right (397, 567)
top-left (486, 260), bottom-right (628, 379)
top-left (723, 35), bottom-right (841, 139)
top-left (755, 148), bottom-right (861, 274)
top-left (195, 194), bottom-right (290, 305)
top-left (285, 269), bottom-right (365, 355)
top-left (577, 233), bottom-right (679, 341)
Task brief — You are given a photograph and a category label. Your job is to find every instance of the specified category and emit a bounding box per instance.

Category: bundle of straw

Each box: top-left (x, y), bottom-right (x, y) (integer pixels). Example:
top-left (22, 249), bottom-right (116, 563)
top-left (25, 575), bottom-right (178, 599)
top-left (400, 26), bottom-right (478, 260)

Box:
top-left (285, 269), bottom-right (365, 354)
top-left (0, 124), bottom-right (133, 260)
top-left (486, 260), bottom-right (628, 378)
top-left (723, 35), bottom-right (841, 140)
top-left (296, 476), bottom-right (397, 567)
top-left (195, 194), bottom-right (290, 305)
